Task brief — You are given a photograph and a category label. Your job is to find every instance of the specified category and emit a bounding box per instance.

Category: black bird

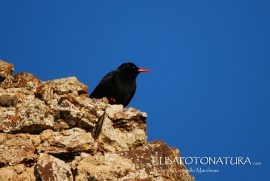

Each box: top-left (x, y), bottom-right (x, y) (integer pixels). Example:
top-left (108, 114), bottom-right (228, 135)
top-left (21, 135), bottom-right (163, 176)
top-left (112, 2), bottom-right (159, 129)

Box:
top-left (90, 62), bottom-right (150, 107)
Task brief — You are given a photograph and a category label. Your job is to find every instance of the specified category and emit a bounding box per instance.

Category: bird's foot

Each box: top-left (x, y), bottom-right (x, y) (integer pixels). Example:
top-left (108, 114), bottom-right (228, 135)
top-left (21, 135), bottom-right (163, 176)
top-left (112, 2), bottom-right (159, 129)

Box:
top-left (110, 97), bottom-right (116, 103)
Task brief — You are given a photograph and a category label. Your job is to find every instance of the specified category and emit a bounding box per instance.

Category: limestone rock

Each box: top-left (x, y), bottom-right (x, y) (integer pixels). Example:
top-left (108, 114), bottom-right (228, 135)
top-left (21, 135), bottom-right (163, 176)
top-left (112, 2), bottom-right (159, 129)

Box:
top-left (0, 60), bottom-right (195, 181)
top-left (96, 116), bottom-right (147, 153)
top-left (96, 105), bottom-right (147, 152)
top-left (53, 94), bottom-right (107, 134)
top-left (37, 128), bottom-right (97, 154)
top-left (0, 133), bottom-right (39, 166)
top-left (109, 107), bottom-right (147, 132)
top-left (0, 87), bottom-right (35, 107)
top-left (50, 76), bottom-right (88, 95)
top-left (0, 59), bottom-right (14, 81)
top-left (0, 72), bottom-right (42, 92)
top-left (0, 97), bottom-right (54, 133)
top-left (36, 153), bottom-right (73, 181)
top-left (35, 80), bottom-right (54, 104)
top-left (76, 152), bottom-right (135, 181)
top-left (0, 164), bottom-right (36, 181)
top-left (119, 140), bottom-right (195, 181)
top-left (36, 77), bottom-right (88, 104)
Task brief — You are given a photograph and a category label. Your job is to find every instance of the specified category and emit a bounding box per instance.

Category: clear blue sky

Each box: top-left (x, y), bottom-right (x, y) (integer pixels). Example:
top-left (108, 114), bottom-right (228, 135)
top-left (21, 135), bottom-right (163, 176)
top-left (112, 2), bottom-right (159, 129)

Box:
top-left (1, 1), bottom-right (269, 180)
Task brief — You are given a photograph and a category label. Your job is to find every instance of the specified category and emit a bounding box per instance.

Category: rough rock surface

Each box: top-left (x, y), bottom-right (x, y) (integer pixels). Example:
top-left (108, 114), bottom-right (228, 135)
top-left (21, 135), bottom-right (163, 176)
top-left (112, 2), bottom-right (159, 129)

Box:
top-left (0, 60), bottom-right (195, 181)
top-left (0, 59), bottom-right (14, 81)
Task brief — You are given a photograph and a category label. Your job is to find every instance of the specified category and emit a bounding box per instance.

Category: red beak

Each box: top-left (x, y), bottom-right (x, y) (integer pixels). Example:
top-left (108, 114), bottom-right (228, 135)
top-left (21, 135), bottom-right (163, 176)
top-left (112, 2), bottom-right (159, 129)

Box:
top-left (138, 68), bottom-right (151, 73)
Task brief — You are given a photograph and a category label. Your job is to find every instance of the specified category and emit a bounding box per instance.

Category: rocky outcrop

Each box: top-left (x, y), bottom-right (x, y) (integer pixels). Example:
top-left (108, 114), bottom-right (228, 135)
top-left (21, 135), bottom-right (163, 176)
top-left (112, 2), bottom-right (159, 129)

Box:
top-left (0, 60), bottom-right (195, 181)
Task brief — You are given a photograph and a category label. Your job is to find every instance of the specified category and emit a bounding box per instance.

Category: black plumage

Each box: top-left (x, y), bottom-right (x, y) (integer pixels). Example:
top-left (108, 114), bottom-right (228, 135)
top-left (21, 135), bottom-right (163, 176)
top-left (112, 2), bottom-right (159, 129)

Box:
top-left (89, 62), bottom-right (150, 107)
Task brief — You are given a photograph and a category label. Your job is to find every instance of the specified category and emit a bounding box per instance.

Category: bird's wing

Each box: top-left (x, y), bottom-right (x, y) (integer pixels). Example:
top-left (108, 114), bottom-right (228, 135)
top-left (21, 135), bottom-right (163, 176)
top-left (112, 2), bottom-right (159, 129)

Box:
top-left (89, 70), bottom-right (116, 98)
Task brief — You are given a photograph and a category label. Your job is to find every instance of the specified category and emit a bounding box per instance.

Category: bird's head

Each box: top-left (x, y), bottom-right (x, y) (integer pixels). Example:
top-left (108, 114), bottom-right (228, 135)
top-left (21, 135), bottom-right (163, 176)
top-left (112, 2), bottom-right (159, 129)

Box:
top-left (117, 62), bottom-right (151, 78)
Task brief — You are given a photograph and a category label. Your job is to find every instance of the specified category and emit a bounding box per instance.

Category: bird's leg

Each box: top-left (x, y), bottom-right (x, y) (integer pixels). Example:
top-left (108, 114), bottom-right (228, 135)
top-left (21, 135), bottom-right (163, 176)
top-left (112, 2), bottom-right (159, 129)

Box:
top-left (110, 97), bottom-right (116, 103)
